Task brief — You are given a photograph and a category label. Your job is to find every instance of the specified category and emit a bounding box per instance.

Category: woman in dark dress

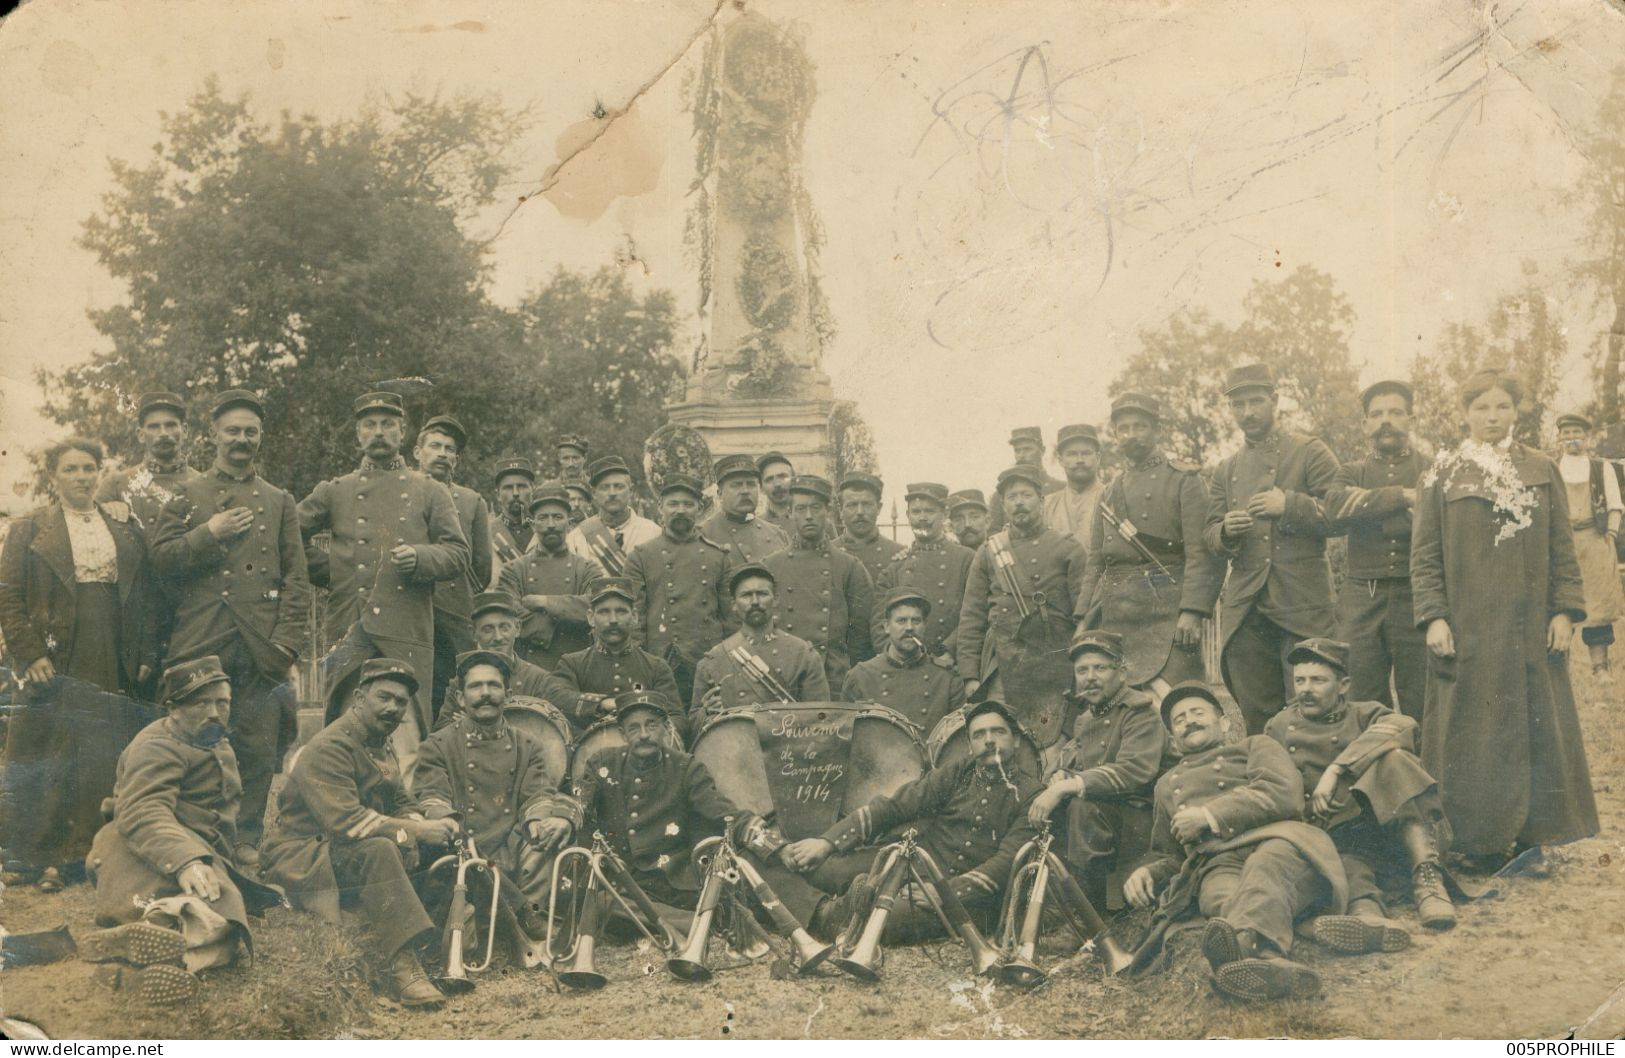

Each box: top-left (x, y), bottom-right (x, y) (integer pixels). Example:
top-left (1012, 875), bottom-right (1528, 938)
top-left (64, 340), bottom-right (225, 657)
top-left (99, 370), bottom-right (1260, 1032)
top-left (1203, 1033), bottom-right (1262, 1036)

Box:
top-left (1410, 371), bottom-right (1599, 863)
top-left (0, 439), bottom-right (156, 891)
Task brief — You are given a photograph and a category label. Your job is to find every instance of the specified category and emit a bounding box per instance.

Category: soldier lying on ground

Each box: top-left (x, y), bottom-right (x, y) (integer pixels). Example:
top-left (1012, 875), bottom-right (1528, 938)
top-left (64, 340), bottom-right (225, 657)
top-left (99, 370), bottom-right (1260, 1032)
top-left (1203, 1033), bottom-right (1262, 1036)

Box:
top-left (1123, 682), bottom-right (1406, 1002)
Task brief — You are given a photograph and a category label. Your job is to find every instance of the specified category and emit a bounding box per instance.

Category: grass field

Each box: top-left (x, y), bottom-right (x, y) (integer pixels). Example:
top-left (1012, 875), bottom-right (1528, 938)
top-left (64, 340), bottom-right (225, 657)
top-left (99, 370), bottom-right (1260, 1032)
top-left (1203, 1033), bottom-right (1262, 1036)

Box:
top-left (3, 663), bottom-right (1621, 1040)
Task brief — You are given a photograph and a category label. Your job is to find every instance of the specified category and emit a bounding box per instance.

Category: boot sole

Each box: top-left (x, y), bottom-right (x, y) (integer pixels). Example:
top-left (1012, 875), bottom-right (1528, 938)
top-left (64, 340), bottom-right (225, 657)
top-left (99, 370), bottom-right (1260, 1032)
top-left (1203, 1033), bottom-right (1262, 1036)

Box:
top-left (1419, 904), bottom-right (1458, 931)
top-left (97, 963), bottom-right (199, 1007)
top-left (1307, 915), bottom-right (1410, 955)
top-left (1201, 919), bottom-right (1242, 970)
top-left (78, 923), bottom-right (186, 967)
top-left (1212, 958), bottom-right (1320, 1001)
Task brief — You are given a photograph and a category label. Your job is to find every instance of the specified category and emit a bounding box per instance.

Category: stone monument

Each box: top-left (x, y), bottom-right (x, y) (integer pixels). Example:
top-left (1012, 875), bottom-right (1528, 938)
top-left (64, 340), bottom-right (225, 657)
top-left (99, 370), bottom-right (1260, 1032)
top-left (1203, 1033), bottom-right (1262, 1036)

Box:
top-left (666, 12), bottom-right (837, 476)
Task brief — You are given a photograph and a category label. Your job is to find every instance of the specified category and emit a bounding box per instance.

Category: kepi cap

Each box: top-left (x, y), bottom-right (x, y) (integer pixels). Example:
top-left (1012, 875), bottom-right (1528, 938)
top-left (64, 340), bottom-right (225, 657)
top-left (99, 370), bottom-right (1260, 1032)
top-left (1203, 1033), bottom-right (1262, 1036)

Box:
top-left (1555, 412), bottom-right (1593, 432)
top-left (947, 488), bottom-right (987, 512)
top-left (1008, 426), bottom-right (1044, 447)
top-left (1068, 629), bottom-right (1124, 662)
top-left (1110, 392), bottom-right (1162, 423)
top-left (556, 435), bottom-right (589, 455)
top-left (494, 457), bottom-right (537, 486)
top-left (837, 472), bottom-right (883, 499)
top-left (1286, 637), bottom-right (1351, 675)
top-left (357, 657), bottom-right (419, 696)
top-left (589, 576), bottom-right (636, 605)
top-left (728, 561), bottom-right (775, 595)
top-left (455, 649), bottom-right (512, 684)
top-left (614, 689), bottom-right (672, 721)
top-left (420, 414), bottom-right (467, 451)
top-left (788, 474), bottom-right (833, 503)
top-left (1223, 363), bottom-right (1275, 396)
top-left (881, 585), bottom-right (931, 618)
top-left (996, 465), bottom-right (1044, 494)
top-left (1160, 680), bottom-right (1223, 729)
top-left (1056, 424), bottom-right (1100, 451)
top-left (138, 392), bottom-right (187, 423)
top-left (158, 655), bottom-right (229, 707)
top-left (904, 482), bottom-right (949, 505)
top-left (353, 391), bottom-right (405, 419)
top-left (586, 455), bottom-right (632, 486)
top-left (756, 451), bottom-right (794, 474)
top-left (658, 473), bottom-right (705, 500)
top-left (471, 591), bottom-right (521, 620)
top-left (528, 482), bottom-right (571, 514)
top-left (713, 453), bottom-right (760, 483)
top-left (1359, 379), bottom-right (1414, 410)
top-left (209, 389), bottom-right (264, 422)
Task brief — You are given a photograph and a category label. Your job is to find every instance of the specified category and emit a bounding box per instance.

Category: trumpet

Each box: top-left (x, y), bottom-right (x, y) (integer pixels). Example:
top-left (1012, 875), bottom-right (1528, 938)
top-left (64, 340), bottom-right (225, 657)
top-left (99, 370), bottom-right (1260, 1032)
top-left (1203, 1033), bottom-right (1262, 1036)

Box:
top-left (668, 823), bottom-right (831, 982)
top-left (546, 832), bottom-right (682, 991)
top-left (831, 828), bottom-right (1001, 982)
top-left (428, 831), bottom-right (502, 995)
top-left (994, 822), bottom-right (1133, 986)
top-left (727, 646), bottom-right (795, 704)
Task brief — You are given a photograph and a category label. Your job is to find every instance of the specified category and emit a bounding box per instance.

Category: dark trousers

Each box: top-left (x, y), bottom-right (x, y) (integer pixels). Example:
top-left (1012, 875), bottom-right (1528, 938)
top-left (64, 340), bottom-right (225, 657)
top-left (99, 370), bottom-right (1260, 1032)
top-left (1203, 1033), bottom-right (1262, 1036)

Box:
top-left (1197, 839), bottom-right (1330, 956)
top-left (329, 835), bottom-right (436, 958)
top-left (1220, 609), bottom-right (1306, 734)
top-left (215, 639), bottom-right (292, 847)
top-left (1337, 577), bottom-right (1427, 722)
top-left (1058, 797), bottom-right (1153, 910)
top-left (430, 609), bottom-right (473, 724)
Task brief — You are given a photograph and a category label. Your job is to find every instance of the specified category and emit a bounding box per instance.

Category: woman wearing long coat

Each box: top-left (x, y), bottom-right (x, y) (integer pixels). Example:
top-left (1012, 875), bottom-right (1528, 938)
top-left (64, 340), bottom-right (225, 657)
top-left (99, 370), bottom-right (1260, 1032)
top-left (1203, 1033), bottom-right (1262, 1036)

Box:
top-left (1411, 372), bottom-right (1599, 859)
top-left (0, 439), bottom-right (156, 890)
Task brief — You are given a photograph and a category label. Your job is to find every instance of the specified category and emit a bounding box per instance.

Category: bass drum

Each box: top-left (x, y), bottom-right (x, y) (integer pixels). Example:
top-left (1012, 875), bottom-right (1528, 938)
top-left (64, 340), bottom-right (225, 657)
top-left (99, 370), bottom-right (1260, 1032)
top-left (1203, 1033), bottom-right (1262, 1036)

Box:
top-left (688, 704), bottom-right (927, 837)
top-left (503, 695), bottom-right (572, 788)
top-left (566, 714), bottom-right (683, 788)
top-left (924, 708), bottom-right (1042, 777)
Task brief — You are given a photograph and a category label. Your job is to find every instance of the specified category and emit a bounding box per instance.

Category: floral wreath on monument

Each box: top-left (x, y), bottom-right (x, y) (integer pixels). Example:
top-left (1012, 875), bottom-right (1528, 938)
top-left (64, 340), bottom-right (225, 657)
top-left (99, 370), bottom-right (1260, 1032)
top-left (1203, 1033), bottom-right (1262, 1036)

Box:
top-left (736, 233), bottom-right (799, 333)
top-left (728, 330), bottom-right (793, 397)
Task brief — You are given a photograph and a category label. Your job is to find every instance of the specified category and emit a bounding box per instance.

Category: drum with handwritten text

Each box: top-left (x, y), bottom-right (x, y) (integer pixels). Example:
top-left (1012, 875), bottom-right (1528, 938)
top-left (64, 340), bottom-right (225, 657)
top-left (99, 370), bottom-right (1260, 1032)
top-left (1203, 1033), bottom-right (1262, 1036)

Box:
top-left (689, 703), bottom-right (926, 839)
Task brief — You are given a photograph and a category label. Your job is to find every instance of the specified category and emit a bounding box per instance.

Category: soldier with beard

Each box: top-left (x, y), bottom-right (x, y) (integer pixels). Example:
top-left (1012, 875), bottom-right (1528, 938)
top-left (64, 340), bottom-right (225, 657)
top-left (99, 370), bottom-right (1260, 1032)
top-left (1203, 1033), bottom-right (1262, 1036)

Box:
top-left (701, 454), bottom-right (789, 564)
top-left (434, 593), bottom-right (579, 728)
top-left (152, 390), bottom-right (310, 859)
top-left (554, 577), bottom-right (684, 738)
top-left (1044, 424), bottom-right (1107, 549)
top-left (1027, 631), bottom-right (1166, 909)
top-left (1204, 364), bottom-right (1341, 734)
top-left (625, 474), bottom-right (735, 708)
top-left (1077, 393), bottom-right (1218, 698)
top-left (499, 484), bottom-right (604, 670)
top-left (693, 564), bottom-right (830, 724)
top-left (834, 473), bottom-right (904, 590)
top-left (757, 452), bottom-right (796, 534)
top-left (555, 435), bottom-right (589, 489)
top-left (1324, 382), bottom-right (1432, 719)
top-left (490, 458), bottom-right (537, 576)
top-left (414, 415), bottom-right (495, 721)
top-left (842, 587), bottom-right (965, 734)
top-left (948, 489), bottom-right (990, 551)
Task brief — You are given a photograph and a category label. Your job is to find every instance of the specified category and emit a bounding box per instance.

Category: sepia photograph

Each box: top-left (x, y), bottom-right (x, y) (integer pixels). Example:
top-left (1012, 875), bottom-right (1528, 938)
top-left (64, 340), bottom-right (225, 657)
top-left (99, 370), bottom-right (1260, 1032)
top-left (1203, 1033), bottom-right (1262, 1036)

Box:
top-left (0, 0), bottom-right (1623, 1042)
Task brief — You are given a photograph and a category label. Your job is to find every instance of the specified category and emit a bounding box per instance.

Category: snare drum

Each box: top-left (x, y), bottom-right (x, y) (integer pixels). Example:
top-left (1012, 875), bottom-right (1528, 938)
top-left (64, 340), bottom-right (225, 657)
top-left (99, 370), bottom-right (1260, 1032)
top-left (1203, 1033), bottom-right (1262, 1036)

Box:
top-left (566, 714), bottom-right (683, 788)
top-left (924, 708), bottom-right (1042, 776)
top-left (502, 695), bottom-right (572, 788)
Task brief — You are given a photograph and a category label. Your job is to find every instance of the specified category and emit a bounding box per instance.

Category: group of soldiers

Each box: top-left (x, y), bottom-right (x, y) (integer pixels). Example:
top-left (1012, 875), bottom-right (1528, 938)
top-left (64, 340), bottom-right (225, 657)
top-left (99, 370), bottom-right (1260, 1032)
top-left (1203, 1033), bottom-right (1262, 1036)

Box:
top-left (65, 360), bottom-right (1610, 1009)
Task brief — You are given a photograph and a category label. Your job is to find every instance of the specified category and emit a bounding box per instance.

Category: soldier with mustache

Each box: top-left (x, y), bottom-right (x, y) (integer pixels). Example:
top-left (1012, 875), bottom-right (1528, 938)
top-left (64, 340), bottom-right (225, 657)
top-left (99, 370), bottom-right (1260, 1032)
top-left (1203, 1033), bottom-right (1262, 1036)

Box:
top-left (498, 482), bottom-right (604, 670)
top-left (947, 488), bottom-right (990, 551)
top-left (1323, 381), bottom-right (1431, 721)
top-left (490, 457), bottom-right (537, 578)
top-left (151, 390), bottom-right (310, 860)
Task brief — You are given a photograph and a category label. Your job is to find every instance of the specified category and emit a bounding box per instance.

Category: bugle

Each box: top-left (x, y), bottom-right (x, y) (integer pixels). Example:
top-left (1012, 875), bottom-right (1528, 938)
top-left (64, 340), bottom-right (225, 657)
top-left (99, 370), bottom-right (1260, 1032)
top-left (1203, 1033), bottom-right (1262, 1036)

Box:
top-left (546, 831), bottom-right (682, 990)
top-left (429, 832), bottom-right (502, 994)
top-left (994, 823), bottom-right (1133, 987)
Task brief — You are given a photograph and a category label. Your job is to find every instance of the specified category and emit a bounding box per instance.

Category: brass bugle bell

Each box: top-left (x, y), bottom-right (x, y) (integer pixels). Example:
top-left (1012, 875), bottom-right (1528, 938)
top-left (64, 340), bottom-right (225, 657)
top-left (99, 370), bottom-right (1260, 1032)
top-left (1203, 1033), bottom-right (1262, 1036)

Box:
top-left (996, 847), bottom-right (1052, 987)
top-left (732, 852), bottom-right (833, 974)
top-left (831, 845), bottom-right (910, 982)
top-left (907, 844), bottom-right (1001, 977)
top-left (557, 884), bottom-right (608, 991)
top-left (432, 834), bottom-right (500, 995)
top-left (667, 838), bottom-right (727, 982)
top-left (1051, 858), bottom-right (1134, 976)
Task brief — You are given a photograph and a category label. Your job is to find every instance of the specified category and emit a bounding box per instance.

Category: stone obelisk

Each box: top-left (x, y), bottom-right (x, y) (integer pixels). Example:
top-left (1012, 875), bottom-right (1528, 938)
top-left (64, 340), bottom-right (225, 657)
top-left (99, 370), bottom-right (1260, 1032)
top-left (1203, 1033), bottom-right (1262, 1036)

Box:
top-left (665, 12), bottom-right (835, 475)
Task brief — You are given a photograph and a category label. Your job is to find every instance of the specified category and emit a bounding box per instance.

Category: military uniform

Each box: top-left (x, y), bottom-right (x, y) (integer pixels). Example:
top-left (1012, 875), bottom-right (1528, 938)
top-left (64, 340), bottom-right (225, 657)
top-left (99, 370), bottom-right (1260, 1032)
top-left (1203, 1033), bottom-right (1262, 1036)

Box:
top-left (624, 530), bottom-right (734, 705)
top-left (871, 537), bottom-right (974, 658)
top-left (834, 530), bottom-right (905, 594)
top-left (691, 627), bottom-right (830, 728)
top-left (497, 546), bottom-right (604, 670)
top-left (1264, 698), bottom-right (1441, 907)
top-left (429, 478), bottom-right (494, 717)
top-left (1204, 428), bottom-right (1340, 733)
top-left (555, 642), bottom-right (683, 737)
top-left (816, 755), bottom-right (1042, 925)
top-left (701, 509), bottom-right (789, 565)
top-left (1137, 728), bottom-right (1343, 961)
top-left (87, 714), bottom-right (282, 950)
top-left (955, 524), bottom-right (1087, 687)
top-left (97, 459), bottom-right (204, 679)
top-left (1038, 682), bottom-right (1166, 905)
top-left (414, 711), bottom-right (568, 901)
top-left (1078, 453), bottom-right (1221, 687)
top-left (988, 467), bottom-right (1065, 531)
top-left (1326, 449), bottom-right (1430, 720)
top-left (492, 518), bottom-right (533, 573)
top-left (762, 542), bottom-right (874, 689)
top-left (840, 647), bottom-right (964, 734)
top-left (152, 462), bottom-right (311, 845)
top-left (260, 710), bottom-right (436, 959)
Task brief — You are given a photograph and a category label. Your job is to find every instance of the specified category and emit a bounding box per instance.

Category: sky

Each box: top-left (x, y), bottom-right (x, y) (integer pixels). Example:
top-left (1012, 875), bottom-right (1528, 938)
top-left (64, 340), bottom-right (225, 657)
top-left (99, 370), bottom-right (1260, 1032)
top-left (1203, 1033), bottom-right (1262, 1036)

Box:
top-left (3, 0), bottom-right (1624, 510)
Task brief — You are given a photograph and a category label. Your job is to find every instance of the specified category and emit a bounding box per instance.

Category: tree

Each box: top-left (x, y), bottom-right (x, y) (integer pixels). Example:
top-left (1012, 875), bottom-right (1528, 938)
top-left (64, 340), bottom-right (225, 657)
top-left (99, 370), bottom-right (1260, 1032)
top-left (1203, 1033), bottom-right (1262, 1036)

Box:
top-left (1571, 67), bottom-right (1625, 426)
top-left (1109, 307), bottom-right (1240, 464)
top-left (1410, 285), bottom-right (1568, 449)
top-left (41, 78), bottom-right (529, 497)
top-left (1234, 264), bottom-right (1364, 459)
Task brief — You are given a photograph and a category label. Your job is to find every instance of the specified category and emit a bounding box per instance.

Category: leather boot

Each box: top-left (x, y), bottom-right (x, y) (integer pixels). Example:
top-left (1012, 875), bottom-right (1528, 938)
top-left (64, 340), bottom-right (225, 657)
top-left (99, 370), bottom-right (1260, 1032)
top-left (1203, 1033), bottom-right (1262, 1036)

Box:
top-left (1347, 897), bottom-right (1388, 921)
top-left (1401, 821), bottom-right (1457, 931)
top-left (389, 948), bottom-right (446, 1008)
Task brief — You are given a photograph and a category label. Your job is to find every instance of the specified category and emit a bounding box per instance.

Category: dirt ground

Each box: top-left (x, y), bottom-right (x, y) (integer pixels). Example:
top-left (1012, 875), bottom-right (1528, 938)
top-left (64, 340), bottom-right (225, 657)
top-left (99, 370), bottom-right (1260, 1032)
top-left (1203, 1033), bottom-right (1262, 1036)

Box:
top-left (3, 663), bottom-right (1622, 1040)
